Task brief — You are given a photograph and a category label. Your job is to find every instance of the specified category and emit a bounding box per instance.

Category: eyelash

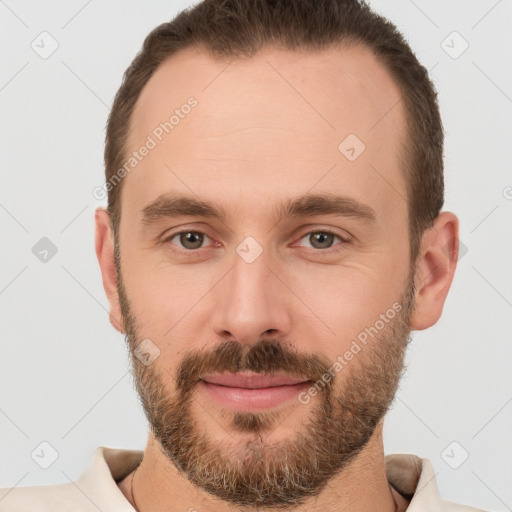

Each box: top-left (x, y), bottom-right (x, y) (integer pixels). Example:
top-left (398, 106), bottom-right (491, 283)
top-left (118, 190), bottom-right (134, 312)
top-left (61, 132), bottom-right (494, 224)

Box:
top-left (163, 228), bottom-right (349, 254)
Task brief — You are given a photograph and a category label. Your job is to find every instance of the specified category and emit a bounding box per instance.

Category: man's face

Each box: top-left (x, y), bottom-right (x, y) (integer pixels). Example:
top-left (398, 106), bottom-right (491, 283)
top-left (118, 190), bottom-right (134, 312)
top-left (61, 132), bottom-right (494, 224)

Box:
top-left (116, 44), bottom-right (414, 507)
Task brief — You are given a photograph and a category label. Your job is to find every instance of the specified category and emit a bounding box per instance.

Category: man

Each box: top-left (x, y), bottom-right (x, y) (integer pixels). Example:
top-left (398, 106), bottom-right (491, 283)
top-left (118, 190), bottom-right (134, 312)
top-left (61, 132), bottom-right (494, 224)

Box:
top-left (0, 0), bottom-right (486, 510)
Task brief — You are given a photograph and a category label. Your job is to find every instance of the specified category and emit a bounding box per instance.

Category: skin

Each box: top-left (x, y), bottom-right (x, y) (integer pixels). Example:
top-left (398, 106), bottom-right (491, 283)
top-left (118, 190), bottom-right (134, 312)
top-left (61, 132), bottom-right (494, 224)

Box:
top-left (95, 43), bottom-right (459, 511)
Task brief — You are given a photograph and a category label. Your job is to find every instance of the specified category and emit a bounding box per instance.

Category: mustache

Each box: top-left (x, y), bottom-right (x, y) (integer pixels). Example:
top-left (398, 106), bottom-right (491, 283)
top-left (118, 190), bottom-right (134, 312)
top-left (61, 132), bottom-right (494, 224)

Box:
top-left (174, 339), bottom-right (334, 397)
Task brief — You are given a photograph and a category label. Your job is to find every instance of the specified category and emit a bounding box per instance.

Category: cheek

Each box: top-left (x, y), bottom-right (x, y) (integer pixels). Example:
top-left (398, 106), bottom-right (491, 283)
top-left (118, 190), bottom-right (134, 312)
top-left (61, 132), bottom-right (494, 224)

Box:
top-left (119, 244), bottom-right (225, 359)
top-left (282, 254), bottom-right (409, 357)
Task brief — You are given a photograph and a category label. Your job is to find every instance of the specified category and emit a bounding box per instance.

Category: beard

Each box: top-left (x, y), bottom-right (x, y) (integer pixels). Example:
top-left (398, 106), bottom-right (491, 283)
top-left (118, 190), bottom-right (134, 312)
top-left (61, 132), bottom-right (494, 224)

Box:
top-left (116, 255), bottom-right (415, 509)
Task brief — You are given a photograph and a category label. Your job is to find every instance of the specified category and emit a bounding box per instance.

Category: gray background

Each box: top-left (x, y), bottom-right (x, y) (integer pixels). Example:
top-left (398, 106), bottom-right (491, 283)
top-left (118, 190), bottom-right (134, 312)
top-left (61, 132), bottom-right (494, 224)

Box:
top-left (1, 1), bottom-right (511, 510)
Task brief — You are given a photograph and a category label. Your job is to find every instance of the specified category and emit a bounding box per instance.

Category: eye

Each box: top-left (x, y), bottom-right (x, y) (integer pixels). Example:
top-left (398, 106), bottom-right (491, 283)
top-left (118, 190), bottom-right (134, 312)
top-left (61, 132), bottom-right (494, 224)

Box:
top-left (295, 230), bottom-right (346, 250)
top-left (167, 230), bottom-right (212, 250)
top-left (164, 228), bottom-right (348, 253)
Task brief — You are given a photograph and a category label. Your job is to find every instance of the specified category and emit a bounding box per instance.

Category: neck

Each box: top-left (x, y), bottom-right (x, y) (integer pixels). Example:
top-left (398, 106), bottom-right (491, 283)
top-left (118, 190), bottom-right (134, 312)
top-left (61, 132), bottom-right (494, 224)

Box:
top-left (118, 422), bottom-right (408, 512)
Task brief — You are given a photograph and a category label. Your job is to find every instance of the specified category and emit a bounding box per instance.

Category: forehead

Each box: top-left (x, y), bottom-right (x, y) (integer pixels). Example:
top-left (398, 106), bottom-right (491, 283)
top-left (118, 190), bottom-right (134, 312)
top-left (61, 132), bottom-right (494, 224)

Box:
top-left (123, 43), bottom-right (408, 224)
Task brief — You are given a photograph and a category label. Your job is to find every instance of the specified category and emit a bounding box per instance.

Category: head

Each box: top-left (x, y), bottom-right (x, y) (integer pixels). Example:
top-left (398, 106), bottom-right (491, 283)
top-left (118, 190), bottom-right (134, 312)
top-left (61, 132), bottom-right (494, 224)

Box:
top-left (95, 0), bottom-right (459, 508)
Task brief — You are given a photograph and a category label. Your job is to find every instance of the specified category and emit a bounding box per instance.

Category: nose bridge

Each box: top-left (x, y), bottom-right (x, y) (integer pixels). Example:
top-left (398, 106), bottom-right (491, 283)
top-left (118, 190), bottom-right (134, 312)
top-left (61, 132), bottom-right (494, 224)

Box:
top-left (211, 243), bottom-right (291, 344)
top-left (231, 249), bottom-right (270, 305)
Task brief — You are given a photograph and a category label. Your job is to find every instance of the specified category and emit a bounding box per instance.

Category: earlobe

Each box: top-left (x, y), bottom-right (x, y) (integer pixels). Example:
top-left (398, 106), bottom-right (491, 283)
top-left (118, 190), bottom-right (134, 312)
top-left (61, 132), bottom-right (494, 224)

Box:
top-left (94, 207), bottom-right (124, 333)
top-left (409, 211), bottom-right (459, 331)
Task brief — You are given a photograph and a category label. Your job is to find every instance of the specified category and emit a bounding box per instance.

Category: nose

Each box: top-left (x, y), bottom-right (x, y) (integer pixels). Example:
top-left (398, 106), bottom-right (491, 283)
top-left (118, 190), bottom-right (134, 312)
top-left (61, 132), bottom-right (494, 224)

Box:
top-left (210, 247), bottom-right (293, 347)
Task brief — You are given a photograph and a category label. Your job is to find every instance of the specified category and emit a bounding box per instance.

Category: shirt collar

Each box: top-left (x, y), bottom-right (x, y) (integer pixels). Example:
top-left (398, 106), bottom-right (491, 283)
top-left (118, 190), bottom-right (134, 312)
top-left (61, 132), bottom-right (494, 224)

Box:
top-left (386, 453), bottom-right (443, 509)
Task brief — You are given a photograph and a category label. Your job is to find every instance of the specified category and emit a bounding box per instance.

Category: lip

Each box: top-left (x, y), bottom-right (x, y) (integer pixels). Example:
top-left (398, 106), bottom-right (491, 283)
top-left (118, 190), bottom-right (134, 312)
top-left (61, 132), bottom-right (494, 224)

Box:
top-left (200, 371), bottom-right (309, 388)
top-left (199, 372), bottom-right (311, 412)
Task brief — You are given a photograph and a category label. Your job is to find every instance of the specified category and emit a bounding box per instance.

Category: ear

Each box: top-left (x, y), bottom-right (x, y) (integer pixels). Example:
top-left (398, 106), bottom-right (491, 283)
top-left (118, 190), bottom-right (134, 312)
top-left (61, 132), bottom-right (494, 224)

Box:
top-left (410, 211), bottom-right (459, 331)
top-left (94, 207), bottom-right (124, 333)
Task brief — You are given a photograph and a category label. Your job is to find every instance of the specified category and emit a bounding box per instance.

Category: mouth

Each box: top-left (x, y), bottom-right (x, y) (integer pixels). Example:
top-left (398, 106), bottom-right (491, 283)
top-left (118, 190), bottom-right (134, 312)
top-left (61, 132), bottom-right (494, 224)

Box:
top-left (198, 371), bottom-right (311, 411)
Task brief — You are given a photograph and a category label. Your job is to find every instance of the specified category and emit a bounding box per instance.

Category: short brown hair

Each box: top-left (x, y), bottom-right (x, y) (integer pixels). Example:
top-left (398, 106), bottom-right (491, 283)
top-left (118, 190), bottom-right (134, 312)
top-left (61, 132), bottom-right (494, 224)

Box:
top-left (104, 0), bottom-right (444, 263)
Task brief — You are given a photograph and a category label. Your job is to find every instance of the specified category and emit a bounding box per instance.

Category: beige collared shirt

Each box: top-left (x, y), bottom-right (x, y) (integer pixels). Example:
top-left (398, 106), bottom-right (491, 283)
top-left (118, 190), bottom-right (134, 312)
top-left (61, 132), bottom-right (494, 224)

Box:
top-left (0, 446), bottom-right (486, 511)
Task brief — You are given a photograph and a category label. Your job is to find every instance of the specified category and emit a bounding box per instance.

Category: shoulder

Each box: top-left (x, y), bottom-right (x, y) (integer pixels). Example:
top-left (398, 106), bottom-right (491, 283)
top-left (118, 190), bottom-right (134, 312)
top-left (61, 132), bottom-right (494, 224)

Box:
top-left (0, 445), bottom-right (142, 511)
top-left (438, 500), bottom-right (488, 511)
top-left (0, 482), bottom-right (94, 511)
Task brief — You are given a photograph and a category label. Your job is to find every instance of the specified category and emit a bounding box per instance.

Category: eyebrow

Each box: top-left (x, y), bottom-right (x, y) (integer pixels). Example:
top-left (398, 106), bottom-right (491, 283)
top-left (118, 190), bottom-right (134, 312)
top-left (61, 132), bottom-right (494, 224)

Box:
top-left (140, 192), bottom-right (377, 226)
